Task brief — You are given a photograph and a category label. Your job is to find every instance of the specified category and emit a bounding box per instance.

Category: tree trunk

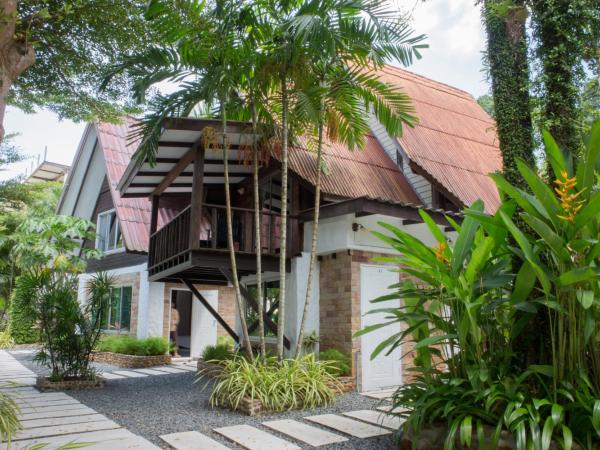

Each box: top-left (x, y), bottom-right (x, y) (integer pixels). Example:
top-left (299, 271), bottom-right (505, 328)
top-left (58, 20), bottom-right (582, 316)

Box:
top-left (221, 105), bottom-right (254, 358)
top-left (0, 0), bottom-right (36, 143)
top-left (251, 99), bottom-right (266, 357)
top-left (530, 0), bottom-right (586, 157)
top-left (483, 0), bottom-right (534, 189)
top-left (277, 74), bottom-right (289, 361)
top-left (295, 102), bottom-right (324, 357)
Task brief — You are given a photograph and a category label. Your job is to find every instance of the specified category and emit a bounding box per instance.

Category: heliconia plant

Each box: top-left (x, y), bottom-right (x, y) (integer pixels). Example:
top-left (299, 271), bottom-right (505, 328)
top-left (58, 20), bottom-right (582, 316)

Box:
top-left (357, 121), bottom-right (600, 449)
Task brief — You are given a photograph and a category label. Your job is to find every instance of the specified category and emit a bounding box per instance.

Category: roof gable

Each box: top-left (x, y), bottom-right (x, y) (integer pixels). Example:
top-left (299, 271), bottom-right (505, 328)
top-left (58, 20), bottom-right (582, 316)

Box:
top-left (377, 65), bottom-right (502, 213)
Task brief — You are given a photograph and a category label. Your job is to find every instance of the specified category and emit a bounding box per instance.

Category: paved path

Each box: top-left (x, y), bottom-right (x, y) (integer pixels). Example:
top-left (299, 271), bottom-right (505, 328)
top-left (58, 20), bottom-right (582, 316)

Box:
top-left (159, 397), bottom-right (403, 449)
top-left (0, 351), bottom-right (160, 450)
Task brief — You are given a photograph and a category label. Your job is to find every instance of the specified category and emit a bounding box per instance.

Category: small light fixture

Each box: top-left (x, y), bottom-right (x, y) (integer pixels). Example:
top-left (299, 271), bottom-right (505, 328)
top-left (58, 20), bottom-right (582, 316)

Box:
top-left (352, 222), bottom-right (364, 232)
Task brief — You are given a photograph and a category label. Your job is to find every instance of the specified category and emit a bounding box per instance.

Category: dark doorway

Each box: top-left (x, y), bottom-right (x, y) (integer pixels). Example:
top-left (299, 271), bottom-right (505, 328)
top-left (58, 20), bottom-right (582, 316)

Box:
top-left (171, 290), bottom-right (192, 357)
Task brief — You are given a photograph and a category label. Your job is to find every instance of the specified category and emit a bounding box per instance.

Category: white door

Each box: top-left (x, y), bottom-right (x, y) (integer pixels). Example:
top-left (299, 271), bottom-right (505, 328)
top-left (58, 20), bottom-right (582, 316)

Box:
top-left (190, 290), bottom-right (218, 358)
top-left (360, 265), bottom-right (402, 392)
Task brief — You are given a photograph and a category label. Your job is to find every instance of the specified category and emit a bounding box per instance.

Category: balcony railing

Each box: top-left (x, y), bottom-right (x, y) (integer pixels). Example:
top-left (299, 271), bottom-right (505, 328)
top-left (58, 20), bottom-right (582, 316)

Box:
top-left (148, 203), bottom-right (299, 272)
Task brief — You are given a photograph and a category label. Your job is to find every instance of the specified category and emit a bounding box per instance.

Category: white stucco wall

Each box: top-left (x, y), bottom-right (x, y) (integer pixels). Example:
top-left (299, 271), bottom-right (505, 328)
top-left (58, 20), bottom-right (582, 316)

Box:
top-left (77, 263), bottom-right (165, 339)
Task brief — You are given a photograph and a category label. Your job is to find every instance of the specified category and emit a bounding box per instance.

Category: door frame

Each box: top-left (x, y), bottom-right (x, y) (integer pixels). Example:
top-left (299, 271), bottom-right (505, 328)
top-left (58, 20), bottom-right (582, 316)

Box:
top-left (168, 286), bottom-right (218, 358)
top-left (359, 263), bottom-right (402, 391)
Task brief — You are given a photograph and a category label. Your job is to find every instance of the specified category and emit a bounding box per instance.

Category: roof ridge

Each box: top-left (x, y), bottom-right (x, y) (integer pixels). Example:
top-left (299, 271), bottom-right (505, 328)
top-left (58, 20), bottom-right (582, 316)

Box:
top-left (381, 64), bottom-right (475, 100)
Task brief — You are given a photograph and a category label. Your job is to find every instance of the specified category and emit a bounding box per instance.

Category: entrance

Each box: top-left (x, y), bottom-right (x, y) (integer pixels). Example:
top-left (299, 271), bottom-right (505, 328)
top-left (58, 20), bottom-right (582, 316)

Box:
top-left (360, 264), bottom-right (402, 391)
top-left (170, 288), bottom-right (219, 359)
top-left (172, 290), bottom-right (192, 357)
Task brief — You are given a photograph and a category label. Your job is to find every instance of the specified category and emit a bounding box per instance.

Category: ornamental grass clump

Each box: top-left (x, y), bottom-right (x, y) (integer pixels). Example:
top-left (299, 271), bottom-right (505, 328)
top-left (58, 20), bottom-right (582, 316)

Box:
top-left (0, 390), bottom-right (20, 444)
top-left (96, 335), bottom-right (168, 356)
top-left (198, 354), bottom-right (340, 412)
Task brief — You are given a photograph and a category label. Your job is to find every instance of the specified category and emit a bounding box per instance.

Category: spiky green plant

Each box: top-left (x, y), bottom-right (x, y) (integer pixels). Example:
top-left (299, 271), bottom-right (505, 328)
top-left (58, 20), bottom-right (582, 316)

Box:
top-left (197, 354), bottom-right (340, 412)
top-left (0, 390), bottom-right (20, 445)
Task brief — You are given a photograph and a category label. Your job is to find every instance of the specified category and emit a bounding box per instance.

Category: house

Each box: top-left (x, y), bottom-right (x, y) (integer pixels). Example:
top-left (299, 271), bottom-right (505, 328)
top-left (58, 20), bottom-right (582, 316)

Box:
top-left (26, 160), bottom-right (70, 184)
top-left (57, 65), bottom-right (501, 392)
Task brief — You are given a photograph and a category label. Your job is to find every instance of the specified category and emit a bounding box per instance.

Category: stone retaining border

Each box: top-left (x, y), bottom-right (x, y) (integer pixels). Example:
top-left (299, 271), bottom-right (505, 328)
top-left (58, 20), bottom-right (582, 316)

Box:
top-left (92, 352), bottom-right (171, 368)
top-left (36, 375), bottom-right (105, 391)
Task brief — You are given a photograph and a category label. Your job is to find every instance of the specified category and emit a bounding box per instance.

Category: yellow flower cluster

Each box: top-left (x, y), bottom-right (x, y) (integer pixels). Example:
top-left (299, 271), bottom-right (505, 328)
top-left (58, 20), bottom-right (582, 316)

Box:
top-left (434, 241), bottom-right (449, 264)
top-left (554, 171), bottom-right (584, 223)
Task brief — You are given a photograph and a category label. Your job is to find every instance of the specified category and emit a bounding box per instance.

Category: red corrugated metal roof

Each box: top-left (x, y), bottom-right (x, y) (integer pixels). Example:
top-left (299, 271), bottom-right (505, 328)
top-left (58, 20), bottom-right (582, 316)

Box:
top-left (96, 118), bottom-right (172, 253)
top-left (288, 135), bottom-right (420, 204)
top-left (377, 64), bottom-right (502, 213)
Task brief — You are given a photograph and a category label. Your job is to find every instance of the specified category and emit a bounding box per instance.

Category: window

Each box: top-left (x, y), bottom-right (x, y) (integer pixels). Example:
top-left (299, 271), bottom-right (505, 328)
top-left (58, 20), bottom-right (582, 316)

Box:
top-left (96, 210), bottom-right (123, 252)
top-left (100, 286), bottom-right (132, 332)
top-left (246, 280), bottom-right (279, 337)
top-left (396, 150), bottom-right (404, 171)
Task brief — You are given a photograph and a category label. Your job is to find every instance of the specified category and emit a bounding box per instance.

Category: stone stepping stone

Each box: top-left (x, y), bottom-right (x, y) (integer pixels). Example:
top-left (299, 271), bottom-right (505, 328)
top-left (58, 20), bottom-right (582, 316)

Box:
top-left (263, 419), bottom-right (348, 447)
top-left (101, 372), bottom-right (126, 380)
top-left (170, 364), bottom-right (197, 372)
top-left (0, 428), bottom-right (149, 450)
top-left (13, 419), bottom-right (121, 440)
top-left (18, 398), bottom-right (80, 408)
top-left (151, 366), bottom-right (187, 374)
top-left (361, 388), bottom-right (396, 400)
top-left (160, 431), bottom-right (230, 449)
top-left (112, 370), bottom-right (149, 378)
top-left (19, 406), bottom-right (98, 421)
top-left (134, 368), bottom-right (170, 376)
top-left (304, 414), bottom-right (391, 438)
top-left (20, 413), bottom-right (108, 429)
top-left (7, 392), bottom-right (68, 401)
top-left (214, 424), bottom-right (300, 450)
top-left (19, 403), bottom-right (92, 415)
top-left (342, 410), bottom-right (404, 430)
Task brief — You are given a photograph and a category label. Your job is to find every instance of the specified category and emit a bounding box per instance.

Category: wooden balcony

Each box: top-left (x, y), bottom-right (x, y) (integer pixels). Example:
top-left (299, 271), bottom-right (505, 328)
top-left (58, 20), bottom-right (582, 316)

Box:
top-left (148, 203), bottom-right (298, 283)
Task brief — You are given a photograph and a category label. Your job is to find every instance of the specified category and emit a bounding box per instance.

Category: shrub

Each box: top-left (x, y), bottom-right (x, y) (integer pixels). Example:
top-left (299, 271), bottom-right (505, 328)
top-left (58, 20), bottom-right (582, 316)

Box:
top-left (202, 344), bottom-right (234, 362)
top-left (33, 271), bottom-right (112, 381)
top-left (8, 271), bottom-right (41, 344)
top-left (198, 354), bottom-right (340, 411)
top-left (217, 335), bottom-right (234, 349)
top-left (96, 335), bottom-right (168, 356)
top-left (0, 330), bottom-right (13, 349)
top-left (357, 123), bottom-right (600, 449)
top-left (319, 349), bottom-right (351, 377)
top-left (0, 391), bottom-right (20, 443)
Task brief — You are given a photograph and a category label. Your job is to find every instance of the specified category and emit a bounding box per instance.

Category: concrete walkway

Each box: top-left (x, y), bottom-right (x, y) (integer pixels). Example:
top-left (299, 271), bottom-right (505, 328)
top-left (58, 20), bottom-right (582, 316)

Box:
top-left (0, 350), bottom-right (159, 450)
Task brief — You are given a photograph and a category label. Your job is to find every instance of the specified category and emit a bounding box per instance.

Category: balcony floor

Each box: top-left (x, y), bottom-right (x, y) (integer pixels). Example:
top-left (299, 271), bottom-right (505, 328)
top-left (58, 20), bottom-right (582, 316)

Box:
top-left (148, 248), bottom-right (287, 284)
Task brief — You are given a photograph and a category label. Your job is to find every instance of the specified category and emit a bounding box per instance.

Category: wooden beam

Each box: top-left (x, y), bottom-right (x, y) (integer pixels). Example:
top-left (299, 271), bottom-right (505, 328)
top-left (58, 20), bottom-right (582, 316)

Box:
top-left (189, 145), bottom-right (205, 249)
top-left (183, 279), bottom-right (239, 343)
top-left (152, 138), bottom-right (201, 196)
top-left (150, 195), bottom-right (159, 235)
top-left (220, 267), bottom-right (291, 350)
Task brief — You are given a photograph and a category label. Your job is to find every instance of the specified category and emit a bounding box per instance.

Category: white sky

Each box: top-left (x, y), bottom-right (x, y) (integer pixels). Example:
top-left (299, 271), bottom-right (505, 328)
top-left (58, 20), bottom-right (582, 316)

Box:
top-left (2, 0), bottom-right (489, 181)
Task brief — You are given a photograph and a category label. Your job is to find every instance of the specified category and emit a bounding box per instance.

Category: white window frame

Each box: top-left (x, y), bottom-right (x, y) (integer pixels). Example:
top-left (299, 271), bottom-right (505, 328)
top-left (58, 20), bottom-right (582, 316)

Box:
top-left (101, 285), bottom-right (133, 333)
top-left (95, 209), bottom-right (124, 254)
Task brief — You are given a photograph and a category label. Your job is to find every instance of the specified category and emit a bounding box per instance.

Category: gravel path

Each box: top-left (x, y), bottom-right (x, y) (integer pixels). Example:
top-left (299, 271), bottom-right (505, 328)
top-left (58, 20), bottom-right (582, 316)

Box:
top-left (10, 351), bottom-right (398, 449)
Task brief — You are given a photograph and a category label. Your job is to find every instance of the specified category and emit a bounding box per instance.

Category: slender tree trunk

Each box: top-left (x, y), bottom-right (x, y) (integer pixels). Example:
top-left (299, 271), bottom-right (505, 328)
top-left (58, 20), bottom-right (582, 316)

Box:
top-left (221, 104), bottom-right (254, 358)
top-left (0, 0), bottom-right (35, 143)
top-left (295, 101), bottom-right (324, 357)
top-left (277, 74), bottom-right (289, 361)
top-left (250, 99), bottom-right (266, 357)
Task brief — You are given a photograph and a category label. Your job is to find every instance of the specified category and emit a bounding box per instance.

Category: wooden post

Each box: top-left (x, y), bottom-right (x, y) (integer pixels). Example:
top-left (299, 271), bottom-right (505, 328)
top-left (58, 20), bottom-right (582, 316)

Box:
top-left (290, 178), bottom-right (300, 255)
top-left (189, 145), bottom-right (206, 249)
top-left (150, 195), bottom-right (159, 235)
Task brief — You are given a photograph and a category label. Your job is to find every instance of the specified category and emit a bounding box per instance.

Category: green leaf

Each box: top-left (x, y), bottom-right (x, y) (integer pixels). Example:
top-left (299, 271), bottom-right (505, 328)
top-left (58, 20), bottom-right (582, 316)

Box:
top-left (576, 290), bottom-right (594, 309)
top-left (419, 209), bottom-right (448, 245)
top-left (561, 425), bottom-right (573, 450)
top-left (551, 404), bottom-right (563, 425)
top-left (577, 120), bottom-right (600, 193)
top-left (543, 129), bottom-right (570, 178)
top-left (520, 213), bottom-right (570, 262)
top-left (451, 200), bottom-right (483, 276)
top-left (460, 415), bottom-right (472, 447)
top-left (528, 365), bottom-right (554, 377)
top-left (541, 416), bottom-right (554, 450)
top-left (414, 334), bottom-right (456, 350)
top-left (512, 262), bottom-right (536, 303)
top-left (558, 268), bottom-right (599, 286)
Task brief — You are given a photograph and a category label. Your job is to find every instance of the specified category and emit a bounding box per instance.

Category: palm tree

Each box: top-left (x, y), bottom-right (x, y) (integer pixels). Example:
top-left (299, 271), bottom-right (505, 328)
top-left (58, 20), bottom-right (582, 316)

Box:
top-left (289, 0), bottom-right (426, 355)
top-left (102, 0), bottom-right (257, 356)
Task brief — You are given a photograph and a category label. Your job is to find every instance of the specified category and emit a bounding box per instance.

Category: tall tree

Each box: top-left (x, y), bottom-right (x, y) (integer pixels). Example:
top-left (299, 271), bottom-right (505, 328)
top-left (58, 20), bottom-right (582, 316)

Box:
top-left (530, 0), bottom-right (599, 156)
top-left (0, 0), bottom-right (152, 142)
top-left (481, 0), bottom-right (535, 188)
top-left (289, 0), bottom-right (425, 356)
